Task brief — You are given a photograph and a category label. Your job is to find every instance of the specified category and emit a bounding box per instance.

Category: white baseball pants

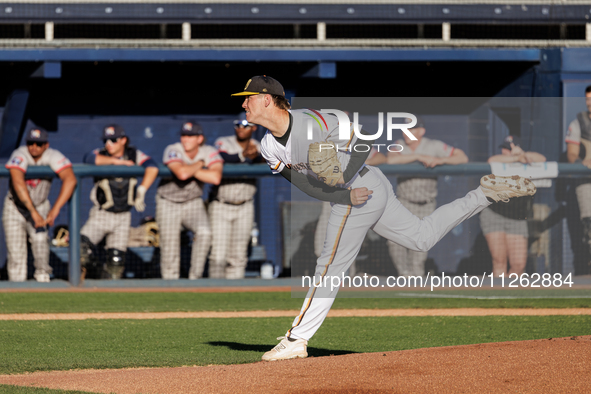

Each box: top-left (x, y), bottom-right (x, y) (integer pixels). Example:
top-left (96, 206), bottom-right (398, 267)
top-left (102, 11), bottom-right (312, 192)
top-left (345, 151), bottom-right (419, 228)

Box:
top-left (288, 166), bottom-right (491, 340)
top-left (208, 200), bottom-right (254, 279)
top-left (156, 195), bottom-right (212, 279)
top-left (2, 196), bottom-right (51, 281)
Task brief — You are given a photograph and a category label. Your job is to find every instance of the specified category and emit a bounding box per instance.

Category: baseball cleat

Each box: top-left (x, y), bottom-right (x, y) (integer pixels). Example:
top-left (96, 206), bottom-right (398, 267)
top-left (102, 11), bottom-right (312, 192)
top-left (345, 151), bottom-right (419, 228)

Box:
top-left (262, 336), bottom-right (308, 361)
top-left (480, 174), bottom-right (536, 203)
top-left (34, 272), bottom-right (50, 283)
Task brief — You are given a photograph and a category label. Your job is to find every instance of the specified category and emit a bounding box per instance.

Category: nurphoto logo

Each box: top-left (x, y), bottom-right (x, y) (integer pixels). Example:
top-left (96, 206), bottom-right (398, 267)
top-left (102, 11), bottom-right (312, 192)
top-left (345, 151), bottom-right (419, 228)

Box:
top-left (306, 110), bottom-right (419, 153)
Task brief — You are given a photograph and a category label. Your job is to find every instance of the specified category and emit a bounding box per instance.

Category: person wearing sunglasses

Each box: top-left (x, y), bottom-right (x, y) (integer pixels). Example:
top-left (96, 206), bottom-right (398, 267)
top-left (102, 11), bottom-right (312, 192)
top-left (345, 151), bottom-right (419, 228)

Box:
top-left (79, 124), bottom-right (158, 279)
top-left (208, 113), bottom-right (263, 279)
top-left (3, 127), bottom-right (77, 282)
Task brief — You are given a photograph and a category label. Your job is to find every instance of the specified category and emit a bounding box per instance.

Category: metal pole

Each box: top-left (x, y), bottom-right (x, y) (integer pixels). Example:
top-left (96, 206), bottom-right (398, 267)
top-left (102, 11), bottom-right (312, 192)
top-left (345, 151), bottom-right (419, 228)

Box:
top-left (68, 177), bottom-right (81, 286)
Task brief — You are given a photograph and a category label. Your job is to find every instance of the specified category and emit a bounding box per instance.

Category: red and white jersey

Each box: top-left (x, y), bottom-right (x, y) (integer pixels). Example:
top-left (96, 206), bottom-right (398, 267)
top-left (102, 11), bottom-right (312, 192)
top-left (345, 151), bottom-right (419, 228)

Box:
top-left (260, 109), bottom-right (357, 182)
top-left (158, 143), bottom-right (223, 202)
top-left (215, 135), bottom-right (261, 160)
top-left (214, 135), bottom-right (260, 203)
top-left (5, 146), bottom-right (72, 206)
top-left (566, 118), bottom-right (582, 145)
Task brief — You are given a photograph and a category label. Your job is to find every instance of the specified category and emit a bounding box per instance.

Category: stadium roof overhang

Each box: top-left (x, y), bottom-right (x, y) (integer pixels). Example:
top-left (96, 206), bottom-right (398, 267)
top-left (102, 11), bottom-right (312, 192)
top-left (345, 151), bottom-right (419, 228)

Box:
top-left (0, 47), bottom-right (543, 62)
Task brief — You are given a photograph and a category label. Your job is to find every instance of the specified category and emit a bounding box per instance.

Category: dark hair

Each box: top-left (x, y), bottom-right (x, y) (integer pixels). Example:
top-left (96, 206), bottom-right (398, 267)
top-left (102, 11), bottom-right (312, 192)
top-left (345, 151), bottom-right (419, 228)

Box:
top-left (123, 136), bottom-right (130, 149)
top-left (272, 95), bottom-right (291, 110)
top-left (585, 85), bottom-right (591, 94)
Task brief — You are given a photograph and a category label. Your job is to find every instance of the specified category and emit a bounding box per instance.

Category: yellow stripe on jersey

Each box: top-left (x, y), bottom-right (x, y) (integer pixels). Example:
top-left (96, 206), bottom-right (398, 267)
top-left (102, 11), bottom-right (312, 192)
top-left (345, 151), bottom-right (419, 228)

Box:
top-left (304, 112), bottom-right (324, 133)
top-left (288, 205), bottom-right (352, 337)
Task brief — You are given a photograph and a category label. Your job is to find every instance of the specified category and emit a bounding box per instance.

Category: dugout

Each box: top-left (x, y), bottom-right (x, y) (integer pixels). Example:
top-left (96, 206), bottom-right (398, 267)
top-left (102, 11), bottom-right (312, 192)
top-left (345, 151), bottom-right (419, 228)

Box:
top-left (0, 1), bottom-right (591, 285)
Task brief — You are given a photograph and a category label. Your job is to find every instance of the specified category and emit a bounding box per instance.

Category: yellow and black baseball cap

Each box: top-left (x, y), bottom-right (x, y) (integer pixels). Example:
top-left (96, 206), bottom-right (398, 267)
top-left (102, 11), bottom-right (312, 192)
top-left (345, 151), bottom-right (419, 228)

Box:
top-left (231, 75), bottom-right (285, 97)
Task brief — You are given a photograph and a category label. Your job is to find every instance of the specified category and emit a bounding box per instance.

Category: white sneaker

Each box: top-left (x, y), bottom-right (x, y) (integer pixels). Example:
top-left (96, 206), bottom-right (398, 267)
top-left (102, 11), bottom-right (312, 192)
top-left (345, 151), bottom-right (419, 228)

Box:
top-left (34, 272), bottom-right (50, 283)
top-left (262, 336), bottom-right (308, 361)
top-left (480, 174), bottom-right (536, 203)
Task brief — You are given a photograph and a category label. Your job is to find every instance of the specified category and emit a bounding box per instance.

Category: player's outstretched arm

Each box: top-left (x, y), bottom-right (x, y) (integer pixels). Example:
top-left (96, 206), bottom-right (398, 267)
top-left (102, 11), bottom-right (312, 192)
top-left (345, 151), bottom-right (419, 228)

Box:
top-left (46, 167), bottom-right (77, 227)
top-left (140, 166), bottom-right (159, 190)
top-left (281, 167), bottom-right (371, 206)
top-left (9, 168), bottom-right (45, 228)
top-left (566, 142), bottom-right (580, 163)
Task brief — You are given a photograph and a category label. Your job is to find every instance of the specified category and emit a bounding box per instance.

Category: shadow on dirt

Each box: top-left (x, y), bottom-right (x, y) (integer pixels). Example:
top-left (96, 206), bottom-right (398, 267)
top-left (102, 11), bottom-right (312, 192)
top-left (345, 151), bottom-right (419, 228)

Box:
top-left (208, 341), bottom-right (357, 357)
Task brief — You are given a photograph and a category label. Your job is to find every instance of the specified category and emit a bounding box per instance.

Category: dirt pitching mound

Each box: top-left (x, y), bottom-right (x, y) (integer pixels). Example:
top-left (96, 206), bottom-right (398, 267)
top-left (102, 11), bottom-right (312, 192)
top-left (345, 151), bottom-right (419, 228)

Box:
top-left (1, 336), bottom-right (589, 393)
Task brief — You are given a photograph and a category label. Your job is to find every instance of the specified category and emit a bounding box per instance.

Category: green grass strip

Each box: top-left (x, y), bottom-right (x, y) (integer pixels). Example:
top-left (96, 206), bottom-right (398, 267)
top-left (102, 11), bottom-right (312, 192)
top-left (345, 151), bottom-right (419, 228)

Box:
top-left (0, 315), bottom-right (589, 375)
top-left (0, 292), bottom-right (590, 314)
top-left (0, 386), bottom-right (93, 394)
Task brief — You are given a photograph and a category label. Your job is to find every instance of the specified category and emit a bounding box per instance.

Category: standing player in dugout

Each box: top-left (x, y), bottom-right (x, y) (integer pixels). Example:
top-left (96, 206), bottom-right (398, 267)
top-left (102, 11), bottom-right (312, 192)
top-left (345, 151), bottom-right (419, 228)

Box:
top-left (209, 114), bottom-right (263, 279)
top-left (3, 127), bottom-right (77, 282)
top-left (156, 121), bottom-right (223, 279)
top-left (232, 75), bottom-right (537, 361)
top-left (80, 124), bottom-right (159, 279)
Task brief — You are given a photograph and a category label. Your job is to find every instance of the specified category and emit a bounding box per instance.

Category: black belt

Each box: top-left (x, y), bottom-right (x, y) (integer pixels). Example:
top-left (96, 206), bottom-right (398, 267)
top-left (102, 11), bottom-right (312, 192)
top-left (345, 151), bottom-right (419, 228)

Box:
top-left (215, 199), bottom-right (252, 206)
top-left (359, 167), bottom-right (370, 177)
top-left (408, 200), bottom-right (433, 206)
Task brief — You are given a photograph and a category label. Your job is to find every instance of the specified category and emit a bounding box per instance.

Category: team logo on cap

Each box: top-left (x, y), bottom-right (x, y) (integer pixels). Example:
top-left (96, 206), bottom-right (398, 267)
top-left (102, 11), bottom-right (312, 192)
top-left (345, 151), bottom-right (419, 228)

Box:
top-left (244, 79), bottom-right (252, 91)
top-left (105, 127), bottom-right (115, 136)
top-left (505, 136), bottom-right (514, 143)
top-left (182, 122), bottom-right (193, 132)
top-left (30, 129), bottom-right (41, 139)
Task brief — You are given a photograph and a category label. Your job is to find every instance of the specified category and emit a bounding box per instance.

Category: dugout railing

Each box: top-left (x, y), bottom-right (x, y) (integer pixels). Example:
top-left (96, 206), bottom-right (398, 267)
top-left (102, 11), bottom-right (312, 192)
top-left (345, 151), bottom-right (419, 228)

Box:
top-left (0, 162), bottom-right (590, 286)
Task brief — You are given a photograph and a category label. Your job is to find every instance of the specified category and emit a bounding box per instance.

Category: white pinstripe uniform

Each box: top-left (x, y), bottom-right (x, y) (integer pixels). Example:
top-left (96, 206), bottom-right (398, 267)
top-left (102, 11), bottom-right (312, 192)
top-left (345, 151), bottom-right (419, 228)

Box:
top-left (3, 146), bottom-right (72, 281)
top-left (156, 143), bottom-right (223, 279)
top-left (261, 109), bottom-right (491, 341)
top-left (388, 137), bottom-right (455, 277)
top-left (208, 135), bottom-right (260, 279)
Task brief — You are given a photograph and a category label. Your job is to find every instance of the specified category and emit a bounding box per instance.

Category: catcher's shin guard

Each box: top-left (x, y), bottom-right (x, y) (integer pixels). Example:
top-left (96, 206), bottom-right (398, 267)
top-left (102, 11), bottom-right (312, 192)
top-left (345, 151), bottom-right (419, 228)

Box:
top-left (106, 248), bottom-right (126, 279)
top-left (80, 235), bottom-right (101, 279)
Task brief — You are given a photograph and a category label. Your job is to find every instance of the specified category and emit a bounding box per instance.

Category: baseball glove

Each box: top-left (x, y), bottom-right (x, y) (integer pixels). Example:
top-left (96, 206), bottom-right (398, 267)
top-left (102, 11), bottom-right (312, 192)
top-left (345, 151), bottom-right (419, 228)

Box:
top-left (51, 227), bottom-right (70, 247)
top-left (308, 141), bottom-right (342, 186)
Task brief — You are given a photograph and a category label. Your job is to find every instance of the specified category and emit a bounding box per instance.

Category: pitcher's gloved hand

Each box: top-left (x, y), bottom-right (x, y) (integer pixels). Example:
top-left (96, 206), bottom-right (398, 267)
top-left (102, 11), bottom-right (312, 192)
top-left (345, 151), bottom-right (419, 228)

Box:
top-left (308, 141), bottom-right (342, 186)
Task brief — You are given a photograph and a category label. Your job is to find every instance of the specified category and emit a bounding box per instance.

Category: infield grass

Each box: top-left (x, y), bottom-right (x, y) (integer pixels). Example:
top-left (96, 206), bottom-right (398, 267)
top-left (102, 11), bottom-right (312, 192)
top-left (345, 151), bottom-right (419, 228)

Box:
top-left (0, 315), bottom-right (589, 374)
top-left (0, 291), bottom-right (590, 314)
